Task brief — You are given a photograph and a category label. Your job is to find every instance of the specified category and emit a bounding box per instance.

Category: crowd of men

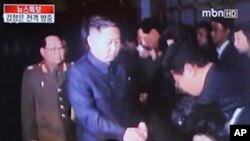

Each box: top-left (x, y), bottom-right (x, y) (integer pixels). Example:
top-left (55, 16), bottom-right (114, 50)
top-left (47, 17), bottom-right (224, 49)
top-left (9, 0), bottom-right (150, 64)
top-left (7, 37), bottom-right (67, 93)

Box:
top-left (20, 15), bottom-right (250, 141)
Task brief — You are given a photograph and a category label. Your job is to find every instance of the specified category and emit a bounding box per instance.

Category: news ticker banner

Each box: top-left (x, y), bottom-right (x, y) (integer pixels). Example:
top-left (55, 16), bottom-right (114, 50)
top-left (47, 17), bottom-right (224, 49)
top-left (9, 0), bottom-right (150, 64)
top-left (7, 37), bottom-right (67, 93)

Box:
top-left (230, 125), bottom-right (250, 141)
top-left (3, 4), bottom-right (55, 23)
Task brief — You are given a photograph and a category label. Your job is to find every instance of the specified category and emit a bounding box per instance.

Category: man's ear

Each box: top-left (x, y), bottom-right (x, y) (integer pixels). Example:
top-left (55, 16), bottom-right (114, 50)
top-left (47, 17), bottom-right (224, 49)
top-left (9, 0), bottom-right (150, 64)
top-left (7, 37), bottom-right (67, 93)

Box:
top-left (183, 63), bottom-right (195, 77)
top-left (40, 47), bottom-right (45, 58)
top-left (87, 35), bottom-right (93, 49)
top-left (226, 29), bottom-right (231, 36)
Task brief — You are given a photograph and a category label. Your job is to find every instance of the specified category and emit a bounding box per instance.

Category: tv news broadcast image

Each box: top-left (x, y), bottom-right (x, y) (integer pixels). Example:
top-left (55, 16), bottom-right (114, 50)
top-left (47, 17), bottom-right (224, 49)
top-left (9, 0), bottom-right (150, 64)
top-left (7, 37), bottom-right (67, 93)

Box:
top-left (1, 0), bottom-right (250, 141)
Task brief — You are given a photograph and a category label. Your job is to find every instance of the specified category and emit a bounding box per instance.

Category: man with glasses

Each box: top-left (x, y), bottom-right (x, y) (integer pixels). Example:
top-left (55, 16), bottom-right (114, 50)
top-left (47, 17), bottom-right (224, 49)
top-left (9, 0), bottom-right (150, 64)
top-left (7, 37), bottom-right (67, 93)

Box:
top-left (21, 35), bottom-right (75, 141)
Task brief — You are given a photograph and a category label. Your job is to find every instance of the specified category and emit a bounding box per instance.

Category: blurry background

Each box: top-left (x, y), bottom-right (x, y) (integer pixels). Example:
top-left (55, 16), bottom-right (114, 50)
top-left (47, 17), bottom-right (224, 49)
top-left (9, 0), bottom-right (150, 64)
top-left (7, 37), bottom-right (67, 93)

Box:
top-left (0, 0), bottom-right (249, 140)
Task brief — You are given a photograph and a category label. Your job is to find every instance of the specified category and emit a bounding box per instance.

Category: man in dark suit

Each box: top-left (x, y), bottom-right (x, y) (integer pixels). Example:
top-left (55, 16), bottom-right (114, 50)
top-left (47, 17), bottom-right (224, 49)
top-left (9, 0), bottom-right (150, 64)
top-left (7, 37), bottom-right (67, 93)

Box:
top-left (211, 17), bottom-right (247, 71)
top-left (163, 43), bottom-right (248, 123)
top-left (67, 15), bottom-right (147, 141)
top-left (21, 35), bottom-right (75, 141)
top-left (211, 18), bottom-right (250, 105)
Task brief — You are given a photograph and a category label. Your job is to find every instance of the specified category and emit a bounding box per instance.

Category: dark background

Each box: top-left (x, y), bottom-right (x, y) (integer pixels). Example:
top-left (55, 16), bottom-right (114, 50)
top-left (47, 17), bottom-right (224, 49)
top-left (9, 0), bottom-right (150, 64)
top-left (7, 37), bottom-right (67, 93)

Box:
top-left (0, 0), bottom-right (250, 140)
top-left (0, 0), bottom-right (139, 140)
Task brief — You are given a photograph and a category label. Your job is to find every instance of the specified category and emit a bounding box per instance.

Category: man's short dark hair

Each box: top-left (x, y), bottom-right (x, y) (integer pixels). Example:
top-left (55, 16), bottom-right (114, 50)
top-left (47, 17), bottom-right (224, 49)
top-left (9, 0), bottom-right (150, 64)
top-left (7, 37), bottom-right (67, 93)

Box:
top-left (40, 34), bottom-right (64, 48)
top-left (88, 15), bottom-right (118, 31)
top-left (211, 17), bottom-right (234, 30)
top-left (162, 43), bottom-right (209, 74)
top-left (196, 21), bottom-right (212, 32)
top-left (138, 17), bottom-right (162, 34)
top-left (161, 24), bottom-right (197, 48)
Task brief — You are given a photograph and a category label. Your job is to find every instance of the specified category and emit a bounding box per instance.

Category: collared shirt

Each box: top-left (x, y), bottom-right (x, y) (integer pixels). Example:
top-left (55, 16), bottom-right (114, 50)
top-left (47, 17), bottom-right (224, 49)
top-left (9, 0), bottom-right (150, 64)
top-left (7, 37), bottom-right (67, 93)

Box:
top-left (228, 107), bottom-right (245, 125)
top-left (226, 107), bottom-right (245, 134)
top-left (87, 52), bottom-right (110, 74)
top-left (217, 40), bottom-right (230, 59)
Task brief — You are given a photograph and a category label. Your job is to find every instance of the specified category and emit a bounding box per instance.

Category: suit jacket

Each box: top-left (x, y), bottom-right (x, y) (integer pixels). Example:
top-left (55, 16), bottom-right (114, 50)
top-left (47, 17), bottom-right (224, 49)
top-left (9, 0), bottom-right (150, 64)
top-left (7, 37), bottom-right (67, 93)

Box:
top-left (219, 42), bottom-right (249, 72)
top-left (219, 42), bottom-right (250, 103)
top-left (21, 62), bottom-right (75, 141)
top-left (199, 65), bottom-right (247, 119)
top-left (67, 52), bottom-right (141, 141)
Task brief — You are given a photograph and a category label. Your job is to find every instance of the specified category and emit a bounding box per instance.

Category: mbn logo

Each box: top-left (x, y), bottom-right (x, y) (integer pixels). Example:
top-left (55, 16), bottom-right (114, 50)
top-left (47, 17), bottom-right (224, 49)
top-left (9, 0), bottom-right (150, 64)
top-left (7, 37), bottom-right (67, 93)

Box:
top-left (202, 8), bottom-right (238, 18)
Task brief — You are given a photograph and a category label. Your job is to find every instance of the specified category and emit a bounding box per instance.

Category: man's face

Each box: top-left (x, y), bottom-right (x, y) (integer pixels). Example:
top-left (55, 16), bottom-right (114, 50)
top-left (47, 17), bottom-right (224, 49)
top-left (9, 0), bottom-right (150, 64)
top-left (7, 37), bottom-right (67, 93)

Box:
top-left (171, 65), bottom-right (202, 96)
top-left (211, 22), bottom-right (229, 45)
top-left (137, 28), bottom-right (160, 50)
top-left (41, 36), bottom-right (65, 65)
top-left (234, 30), bottom-right (250, 53)
top-left (88, 27), bottom-right (121, 63)
top-left (197, 28), bottom-right (208, 47)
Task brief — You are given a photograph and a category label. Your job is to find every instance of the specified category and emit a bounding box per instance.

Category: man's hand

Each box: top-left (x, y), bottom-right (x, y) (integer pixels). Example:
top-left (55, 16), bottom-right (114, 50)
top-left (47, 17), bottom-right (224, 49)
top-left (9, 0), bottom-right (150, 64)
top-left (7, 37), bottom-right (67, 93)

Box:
top-left (138, 122), bottom-right (147, 139)
top-left (139, 93), bottom-right (148, 103)
top-left (123, 122), bottom-right (148, 141)
top-left (137, 45), bottom-right (150, 59)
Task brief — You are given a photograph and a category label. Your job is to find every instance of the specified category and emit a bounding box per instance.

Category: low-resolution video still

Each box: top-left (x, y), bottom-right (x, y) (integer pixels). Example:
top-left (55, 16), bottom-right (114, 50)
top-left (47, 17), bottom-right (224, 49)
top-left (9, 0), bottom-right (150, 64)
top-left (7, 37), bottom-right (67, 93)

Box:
top-left (1, 0), bottom-right (250, 141)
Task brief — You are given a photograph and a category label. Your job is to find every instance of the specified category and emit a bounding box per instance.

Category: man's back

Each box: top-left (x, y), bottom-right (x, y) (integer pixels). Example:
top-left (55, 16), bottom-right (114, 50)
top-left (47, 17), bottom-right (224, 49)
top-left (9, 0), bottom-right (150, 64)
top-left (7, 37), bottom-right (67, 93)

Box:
top-left (199, 64), bottom-right (247, 118)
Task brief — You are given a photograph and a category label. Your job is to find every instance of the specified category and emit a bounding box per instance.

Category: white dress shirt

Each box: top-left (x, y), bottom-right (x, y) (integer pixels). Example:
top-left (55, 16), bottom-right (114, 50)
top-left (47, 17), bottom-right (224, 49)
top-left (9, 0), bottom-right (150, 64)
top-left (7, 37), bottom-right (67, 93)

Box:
top-left (217, 40), bottom-right (230, 59)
